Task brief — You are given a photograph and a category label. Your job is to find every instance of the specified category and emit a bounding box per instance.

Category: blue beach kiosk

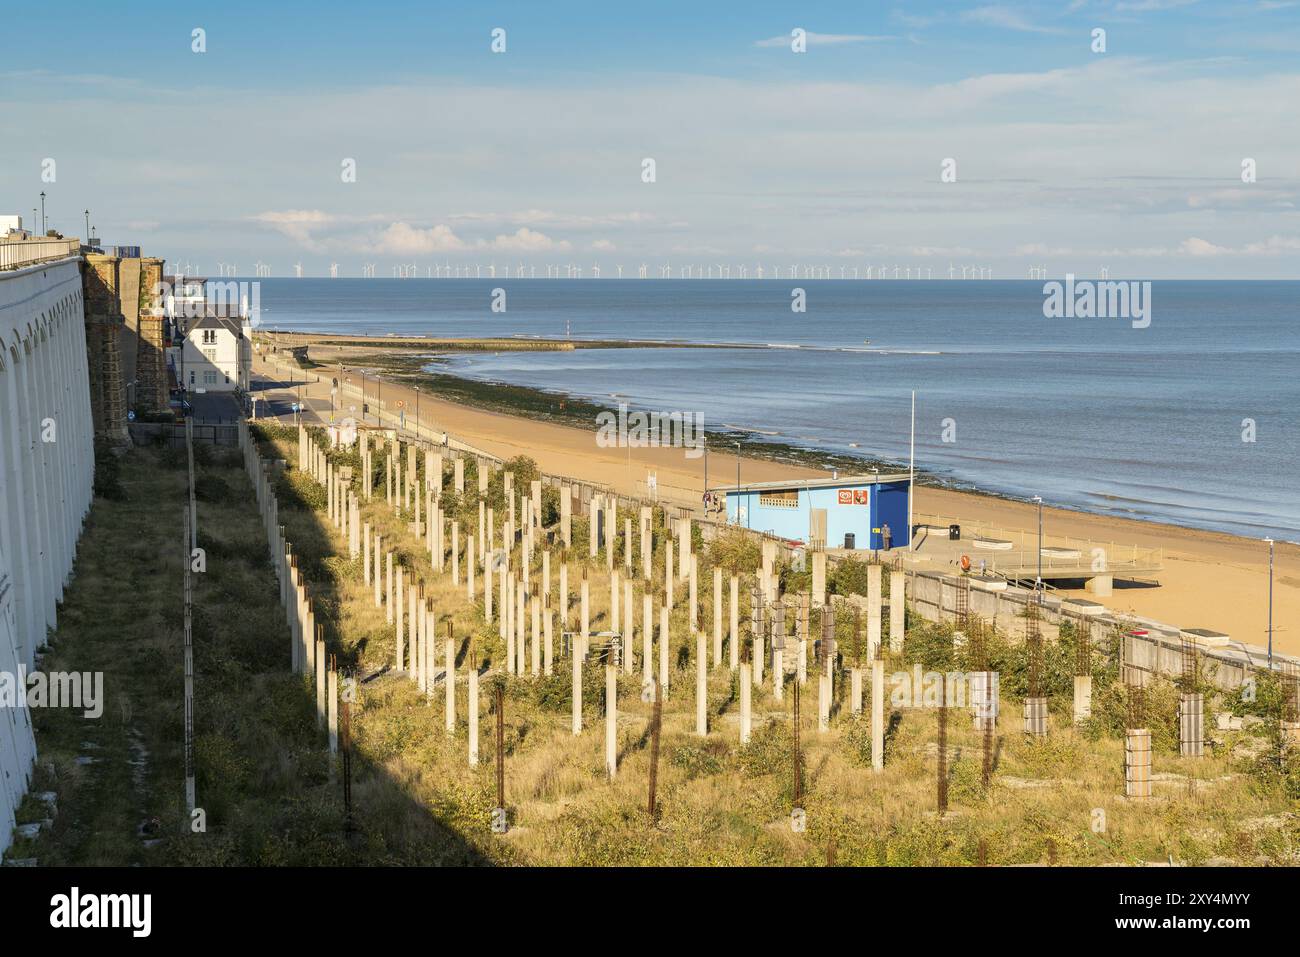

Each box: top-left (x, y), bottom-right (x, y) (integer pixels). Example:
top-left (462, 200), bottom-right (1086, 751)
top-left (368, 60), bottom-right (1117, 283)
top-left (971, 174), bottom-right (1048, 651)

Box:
top-left (717, 474), bottom-right (912, 551)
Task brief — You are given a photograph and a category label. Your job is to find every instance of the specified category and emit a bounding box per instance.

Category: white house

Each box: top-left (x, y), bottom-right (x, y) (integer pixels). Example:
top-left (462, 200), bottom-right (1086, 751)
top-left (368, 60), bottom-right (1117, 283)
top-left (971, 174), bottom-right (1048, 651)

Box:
top-left (180, 310), bottom-right (251, 392)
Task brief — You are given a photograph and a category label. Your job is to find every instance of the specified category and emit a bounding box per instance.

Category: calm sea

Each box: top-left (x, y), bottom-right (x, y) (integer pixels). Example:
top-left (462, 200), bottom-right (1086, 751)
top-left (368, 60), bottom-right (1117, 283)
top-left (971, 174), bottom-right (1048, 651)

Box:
top-left (252, 278), bottom-right (1300, 540)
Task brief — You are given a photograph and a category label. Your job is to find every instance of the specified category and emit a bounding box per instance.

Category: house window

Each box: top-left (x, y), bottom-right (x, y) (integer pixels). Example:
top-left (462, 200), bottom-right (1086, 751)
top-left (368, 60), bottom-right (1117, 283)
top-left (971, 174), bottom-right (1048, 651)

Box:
top-left (759, 490), bottom-right (799, 508)
top-left (189, 370), bottom-right (195, 385)
top-left (202, 348), bottom-right (217, 363)
top-left (202, 329), bottom-right (216, 345)
top-left (203, 371), bottom-right (218, 385)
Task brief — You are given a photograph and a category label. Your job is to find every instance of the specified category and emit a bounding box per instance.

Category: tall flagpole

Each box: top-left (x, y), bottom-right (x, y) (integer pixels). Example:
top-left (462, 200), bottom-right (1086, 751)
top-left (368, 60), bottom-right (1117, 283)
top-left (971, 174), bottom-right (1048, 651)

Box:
top-left (908, 389), bottom-right (915, 551)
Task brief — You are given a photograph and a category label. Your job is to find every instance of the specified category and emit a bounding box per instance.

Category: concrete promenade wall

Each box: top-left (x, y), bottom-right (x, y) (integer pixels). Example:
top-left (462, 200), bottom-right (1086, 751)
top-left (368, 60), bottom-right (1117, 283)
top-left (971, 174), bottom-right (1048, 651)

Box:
top-left (0, 255), bottom-right (96, 855)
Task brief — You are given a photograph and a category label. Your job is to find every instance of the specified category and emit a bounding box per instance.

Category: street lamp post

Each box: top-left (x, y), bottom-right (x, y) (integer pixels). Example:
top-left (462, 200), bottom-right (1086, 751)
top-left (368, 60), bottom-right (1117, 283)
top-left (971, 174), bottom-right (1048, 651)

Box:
top-left (39, 192), bottom-right (46, 234)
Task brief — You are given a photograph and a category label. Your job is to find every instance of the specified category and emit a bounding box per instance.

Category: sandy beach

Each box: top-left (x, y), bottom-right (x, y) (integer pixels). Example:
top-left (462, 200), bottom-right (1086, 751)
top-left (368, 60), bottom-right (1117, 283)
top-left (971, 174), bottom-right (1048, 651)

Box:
top-left (250, 341), bottom-right (1300, 657)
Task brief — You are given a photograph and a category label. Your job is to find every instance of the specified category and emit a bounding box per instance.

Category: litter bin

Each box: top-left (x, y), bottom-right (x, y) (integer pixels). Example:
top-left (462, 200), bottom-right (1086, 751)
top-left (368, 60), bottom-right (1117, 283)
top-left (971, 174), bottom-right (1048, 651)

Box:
top-left (844, 532), bottom-right (856, 550)
top-left (949, 524), bottom-right (961, 541)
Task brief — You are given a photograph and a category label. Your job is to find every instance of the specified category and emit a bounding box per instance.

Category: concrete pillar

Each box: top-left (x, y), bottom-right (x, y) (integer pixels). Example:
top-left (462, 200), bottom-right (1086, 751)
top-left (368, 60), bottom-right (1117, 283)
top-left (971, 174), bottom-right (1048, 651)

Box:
top-left (531, 586), bottom-right (541, 675)
top-left (889, 570), bottom-right (905, 653)
top-left (696, 630), bottom-right (707, 736)
top-left (624, 517), bottom-right (633, 571)
top-left (559, 563), bottom-right (568, 633)
top-left (544, 593), bottom-right (554, 675)
top-left (516, 577), bottom-right (526, 675)
top-left (871, 659), bottom-right (884, 771)
top-left (561, 487), bottom-right (571, 547)
top-left (385, 551), bottom-right (394, 624)
top-left (812, 552), bottom-right (826, 607)
top-left (373, 534), bottom-right (382, 607)
top-left (850, 668), bottom-right (863, 715)
top-left (395, 566), bottom-right (405, 668)
top-left (640, 509), bottom-right (652, 582)
top-left (610, 568), bottom-right (620, 636)
top-left (1023, 697), bottom-right (1048, 737)
top-left (605, 657), bottom-right (617, 779)
top-left (729, 574), bottom-right (739, 672)
top-left (1125, 729), bottom-right (1152, 799)
top-left (739, 659), bottom-right (752, 744)
top-left (642, 594), bottom-right (653, 684)
top-left (505, 574), bottom-right (515, 673)
top-left (1180, 693), bottom-right (1204, 757)
top-left (407, 578), bottom-right (417, 673)
top-left (665, 540), bottom-right (674, 609)
top-left (659, 605), bottom-right (671, 701)
top-left (589, 495), bottom-right (598, 558)
top-left (327, 666), bottom-right (339, 754)
top-left (363, 522), bottom-right (371, 585)
top-left (542, 549), bottom-right (551, 607)
top-left (689, 555), bottom-right (698, 630)
top-left (1085, 574), bottom-right (1113, 597)
top-left (713, 568), bottom-right (723, 668)
top-left (678, 518), bottom-right (690, 580)
top-left (423, 600), bottom-right (434, 702)
top-left (1074, 675), bottom-right (1092, 724)
top-left (485, 547), bottom-right (493, 625)
top-left (867, 564), bottom-right (882, 659)
top-left (445, 634), bottom-right (456, 733)
top-left (572, 639), bottom-right (583, 736)
top-left (454, 457), bottom-right (464, 493)
top-left (580, 571), bottom-right (590, 657)
top-left (468, 662), bottom-right (479, 766)
top-left (479, 499), bottom-right (486, 565)
top-left (316, 637), bottom-right (326, 729)
top-left (623, 579), bottom-right (634, 675)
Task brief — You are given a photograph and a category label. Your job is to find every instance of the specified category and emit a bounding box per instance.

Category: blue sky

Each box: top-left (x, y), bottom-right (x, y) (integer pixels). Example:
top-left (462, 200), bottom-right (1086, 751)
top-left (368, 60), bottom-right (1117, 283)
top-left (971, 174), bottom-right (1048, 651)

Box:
top-left (3, 0), bottom-right (1300, 277)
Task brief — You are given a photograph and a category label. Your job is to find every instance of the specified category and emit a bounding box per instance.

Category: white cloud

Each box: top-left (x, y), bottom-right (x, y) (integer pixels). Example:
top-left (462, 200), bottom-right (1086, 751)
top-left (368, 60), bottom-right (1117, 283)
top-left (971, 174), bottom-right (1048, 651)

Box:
top-left (961, 6), bottom-right (1064, 33)
top-left (754, 32), bottom-right (896, 47)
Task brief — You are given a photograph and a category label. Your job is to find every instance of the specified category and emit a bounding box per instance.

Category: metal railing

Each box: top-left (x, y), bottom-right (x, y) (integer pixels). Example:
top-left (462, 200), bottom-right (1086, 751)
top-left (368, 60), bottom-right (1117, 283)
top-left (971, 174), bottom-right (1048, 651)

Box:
top-left (0, 237), bottom-right (81, 271)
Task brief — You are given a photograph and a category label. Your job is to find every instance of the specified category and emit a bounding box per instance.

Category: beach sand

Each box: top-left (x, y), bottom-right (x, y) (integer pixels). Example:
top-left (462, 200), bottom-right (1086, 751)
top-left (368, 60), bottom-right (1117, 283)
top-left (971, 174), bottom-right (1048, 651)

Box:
top-left (251, 346), bottom-right (1299, 657)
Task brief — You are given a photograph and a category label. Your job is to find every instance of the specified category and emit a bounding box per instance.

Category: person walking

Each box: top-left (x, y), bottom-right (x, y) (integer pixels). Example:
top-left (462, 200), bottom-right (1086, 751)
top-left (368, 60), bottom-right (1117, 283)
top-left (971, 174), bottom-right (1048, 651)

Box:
top-left (881, 522), bottom-right (892, 552)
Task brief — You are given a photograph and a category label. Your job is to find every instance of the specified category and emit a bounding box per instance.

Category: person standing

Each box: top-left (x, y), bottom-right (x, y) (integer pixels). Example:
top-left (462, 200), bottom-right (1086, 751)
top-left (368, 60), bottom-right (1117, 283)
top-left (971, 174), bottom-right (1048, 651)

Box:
top-left (881, 522), bottom-right (892, 551)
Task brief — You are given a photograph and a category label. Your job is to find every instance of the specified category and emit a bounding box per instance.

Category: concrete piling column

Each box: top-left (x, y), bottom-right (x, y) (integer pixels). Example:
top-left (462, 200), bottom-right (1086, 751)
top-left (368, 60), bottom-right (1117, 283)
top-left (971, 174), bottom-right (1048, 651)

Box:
top-left (739, 657), bottom-right (752, 744)
top-left (485, 548), bottom-right (493, 624)
top-left (316, 637), bottom-right (327, 728)
top-left (531, 587), bottom-right (541, 674)
top-left (659, 605), bottom-right (671, 702)
top-left (395, 566), bottom-right (405, 665)
top-left (373, 534), bottom-right (382, 607)
top-left (468, 662), bottom-right (479, 767)
top-left (580, 570), bottom-right (590, 657)
top-left (851, 668), bottom-right (863, 716)
top-left (544, 593), bottom-right (554, 675)
top-left (542, 549), bottom-right (551, 606)
top-left (561, 487), bottom-right (571, 547)
top-left (327, 665), bottom-right (339, 754)
top-left (516, 578), bottom-right (526, 675)
top-left (642, 594), bottom-right (653, 684)
top-left (451, 521), bottom-right (460, 585)
top-left (610, 568), bottom-right (620, 635)
top-left (1126, 729), bottom-right (1152, 799)
top-left (479, 500), bottom-right (487, 565)
top-left (623, 579), bottom-right (634, 674)
top-left (423, 601), bottom-right (434, 703)
top-left (695, 631), bottom-right (707, 736)
top-left (1074, 675), bottom-right (1093, 724)
top-left (1023, 697), bottom-right (1048, 736)
top-left (753, 628), bottom-right (764, 687)
top-left (386, 551), bottom-right (394, 624)
top-left (624, 517), bottom-right (633, 571)
top-left (605, 656), bottom-right (617, 778)
top-left (589, 496), bottom-right (598, 558)
top-left (867, 564), bottom-right (882, 659)
top-left (407, 579), bottom-right (417, 673)
top-left (640, 510), bottom-right (651, 581)
top-left (363, 523), bottom-right (371, 585)
top-left (445, 634), bottom-right (455, 733)
top-left (572, 639), bottom-right (583, 735)
top-left (678, 518), bottom-right (690, 580)
top-left (713, 568), bottom-right (723, 667)
top-left (773, 644), bottom-right (784, 703)
top-left (665, 540), bottom-right (674, 609)
top-left (505, 574), bottom-right (516, 674)
top-left (889, 570), bottom-right (905, 653)
top-left (871, 659), bottom-right (884, 771)
top-left (454, 457), bottom-right (464, 493)
top-left (688, 555), bottom-right (698, 630)
top-left (729, 574), bottom-right (739, 672)
top-left (812, 552), bottom-right (826, 607)
top-left (1180, 693), bottom-right (1204, 757)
